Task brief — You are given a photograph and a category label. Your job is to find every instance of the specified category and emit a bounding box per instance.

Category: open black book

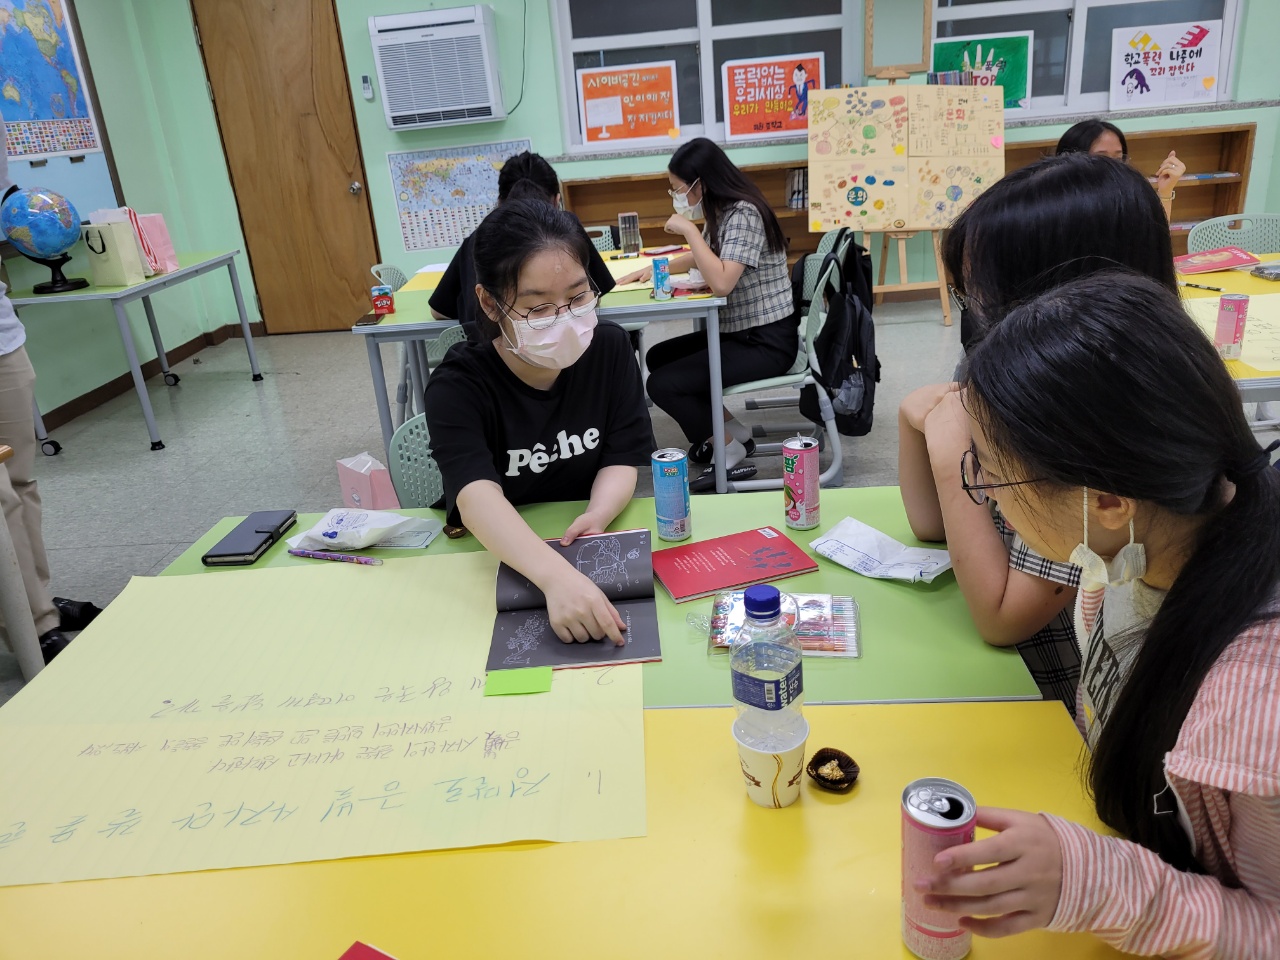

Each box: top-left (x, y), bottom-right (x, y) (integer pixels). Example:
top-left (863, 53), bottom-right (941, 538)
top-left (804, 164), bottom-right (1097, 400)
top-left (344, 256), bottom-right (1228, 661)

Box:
top-left (486, 529), bottom-right (662, 672)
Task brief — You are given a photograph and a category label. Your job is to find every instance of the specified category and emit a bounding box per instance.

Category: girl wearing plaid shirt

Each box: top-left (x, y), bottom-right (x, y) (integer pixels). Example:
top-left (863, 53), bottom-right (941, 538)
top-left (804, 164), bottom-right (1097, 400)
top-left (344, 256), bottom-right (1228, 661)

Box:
top-left (899, 153), bottom-right (1180, 710)
top-left (620, 138), bottom-right (798, 492)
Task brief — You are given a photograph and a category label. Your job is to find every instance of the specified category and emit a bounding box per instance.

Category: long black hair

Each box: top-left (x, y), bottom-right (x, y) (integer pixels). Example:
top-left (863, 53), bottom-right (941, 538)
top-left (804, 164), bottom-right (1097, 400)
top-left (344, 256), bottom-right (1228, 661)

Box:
top-left (1056, 118), bottom-right (1129, 157)
top-left (498, 151), bottom-right (559, 205)
top-left (963, 271), bottom-right (1280, 870)
top-left (668, 138), bottom-right (785, 255)
top-left (944, 152), bottom-right (1175, 349)
top-left (470, 199), bottom-right (593, 340)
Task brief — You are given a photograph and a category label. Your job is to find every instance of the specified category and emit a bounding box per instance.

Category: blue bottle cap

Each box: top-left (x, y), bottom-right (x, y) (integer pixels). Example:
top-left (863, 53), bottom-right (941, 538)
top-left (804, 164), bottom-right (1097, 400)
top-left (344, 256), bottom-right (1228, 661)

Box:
top-left (743, 584), bottom-right (781, 619)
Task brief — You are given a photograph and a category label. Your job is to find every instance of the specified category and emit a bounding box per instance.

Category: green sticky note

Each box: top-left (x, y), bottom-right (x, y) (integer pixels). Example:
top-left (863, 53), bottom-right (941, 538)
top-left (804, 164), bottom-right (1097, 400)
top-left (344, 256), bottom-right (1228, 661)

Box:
top-left (484, 666), bottom-right (554, 696)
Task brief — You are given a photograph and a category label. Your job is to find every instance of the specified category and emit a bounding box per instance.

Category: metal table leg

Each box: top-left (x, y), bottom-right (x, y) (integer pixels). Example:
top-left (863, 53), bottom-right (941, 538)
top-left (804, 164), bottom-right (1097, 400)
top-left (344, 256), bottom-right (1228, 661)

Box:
top-left (227, 259), bottom-right (264, 381)
top-left (366, 335), bottom-right (395, 458)
top-left (113, 300), bottom-right (165, 450)
top-left (31, 399), bottom-right (60, 456)
top-left (705, 305), bottom-right (727, 494)
top-left (142, 295), bottom-right (179, 386)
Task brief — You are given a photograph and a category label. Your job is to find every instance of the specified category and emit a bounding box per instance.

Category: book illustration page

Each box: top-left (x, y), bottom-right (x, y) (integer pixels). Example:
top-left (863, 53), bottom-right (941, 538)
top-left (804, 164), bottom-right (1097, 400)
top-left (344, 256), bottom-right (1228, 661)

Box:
top-left (907, 86), bottom-right (1004, 157)
top-left (495, 530), bottom-right (653, 612)
top-left (809, 158), bottom-right (908, 232)
top-left (908, 157), bottom-right (1003, 229)
top-left (808, 87), bottom-right (909, 160)
top-left (487, 600), bottom-right (661, 672)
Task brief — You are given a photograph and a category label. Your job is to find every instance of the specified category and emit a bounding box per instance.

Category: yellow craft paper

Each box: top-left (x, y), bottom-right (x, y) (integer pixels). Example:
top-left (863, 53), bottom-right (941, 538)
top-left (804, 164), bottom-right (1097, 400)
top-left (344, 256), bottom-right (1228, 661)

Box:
top-left (0, 554), bottom-right (645, 886)
top-left (1185, 292), bottom-right (1280, 374)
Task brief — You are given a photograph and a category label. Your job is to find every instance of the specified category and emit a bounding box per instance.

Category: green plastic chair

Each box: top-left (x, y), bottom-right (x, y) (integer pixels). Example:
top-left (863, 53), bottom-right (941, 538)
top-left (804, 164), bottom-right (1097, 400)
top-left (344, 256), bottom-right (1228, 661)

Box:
top-left (371, 263), bottom-right (410, 290)
top-left (387, 414), bottom-right (444, 508)
top-left (1187, 214), bottom-right (1280, 255)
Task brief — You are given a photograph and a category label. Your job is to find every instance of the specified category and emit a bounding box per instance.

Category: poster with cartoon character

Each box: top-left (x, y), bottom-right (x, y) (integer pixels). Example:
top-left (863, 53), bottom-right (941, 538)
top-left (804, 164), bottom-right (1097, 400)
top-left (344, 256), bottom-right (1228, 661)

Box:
top-left (722, 53), bottom-right (824, 142)
top-left (1109, 21), bottom-right (1222, 111)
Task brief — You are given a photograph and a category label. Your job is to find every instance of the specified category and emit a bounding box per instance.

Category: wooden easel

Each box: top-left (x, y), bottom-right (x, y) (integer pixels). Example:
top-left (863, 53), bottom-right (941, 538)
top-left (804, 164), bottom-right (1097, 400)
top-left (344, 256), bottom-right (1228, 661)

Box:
top-left (863, 69), bottom-right (952, 326)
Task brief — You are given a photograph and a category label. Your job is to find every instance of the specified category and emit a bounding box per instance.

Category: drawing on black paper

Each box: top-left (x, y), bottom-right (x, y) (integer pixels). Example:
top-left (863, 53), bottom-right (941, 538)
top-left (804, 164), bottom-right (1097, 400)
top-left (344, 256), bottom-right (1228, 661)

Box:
top-left (503, 612), bottom-right (549, 665)
top-left (575, 537), bottom-right (631, 591)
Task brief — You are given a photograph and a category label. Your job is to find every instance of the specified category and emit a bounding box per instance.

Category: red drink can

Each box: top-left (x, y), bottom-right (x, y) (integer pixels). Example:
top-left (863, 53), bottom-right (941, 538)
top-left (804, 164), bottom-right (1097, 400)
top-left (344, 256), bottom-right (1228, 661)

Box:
top-left (902, 777), bottom-right (977, 960)
top-left (782, 436), bottom-right (820, 530)
top-left (1214, 294), bottom-right (1249, 360)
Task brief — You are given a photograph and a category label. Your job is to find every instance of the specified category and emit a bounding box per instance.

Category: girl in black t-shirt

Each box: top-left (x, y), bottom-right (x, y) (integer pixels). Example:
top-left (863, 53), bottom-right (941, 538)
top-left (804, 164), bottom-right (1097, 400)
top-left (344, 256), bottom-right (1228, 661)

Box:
top-left (424, 200), bottom-right (655, 645)
top-left (429, 152), bottom-right (616, 338)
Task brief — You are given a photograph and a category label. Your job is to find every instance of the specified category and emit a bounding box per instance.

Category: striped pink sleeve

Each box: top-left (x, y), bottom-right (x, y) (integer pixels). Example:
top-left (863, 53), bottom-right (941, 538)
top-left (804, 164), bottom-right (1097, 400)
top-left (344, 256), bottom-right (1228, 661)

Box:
top-left (1043, 813), bottom-right (1280, 958)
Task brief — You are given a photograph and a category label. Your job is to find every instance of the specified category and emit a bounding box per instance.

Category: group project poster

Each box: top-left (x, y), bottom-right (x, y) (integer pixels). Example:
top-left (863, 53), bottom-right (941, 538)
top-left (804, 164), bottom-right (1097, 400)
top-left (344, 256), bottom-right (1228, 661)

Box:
top-left (722, 53), bottom-right (824, 142)
top-left (576, 61), bottom-right (679, 146)
top-left (1109, 21), bottom-right (1222, 111)
top-left (931, 32), bottom-right (1032, 111)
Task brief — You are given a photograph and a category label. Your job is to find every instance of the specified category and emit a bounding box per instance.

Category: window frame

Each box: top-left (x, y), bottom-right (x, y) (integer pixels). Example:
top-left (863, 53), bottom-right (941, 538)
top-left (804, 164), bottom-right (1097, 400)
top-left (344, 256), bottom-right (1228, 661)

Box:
top-left (550, 0), bottom-right (861, 155)
top-left (933, 0), bottom-right (1242, 120)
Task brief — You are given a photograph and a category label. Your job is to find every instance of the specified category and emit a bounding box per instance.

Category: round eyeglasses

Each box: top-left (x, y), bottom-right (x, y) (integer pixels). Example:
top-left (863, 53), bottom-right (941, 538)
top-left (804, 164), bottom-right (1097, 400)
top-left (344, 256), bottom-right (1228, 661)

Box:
top-left (494, 287), bottom-right (599, 330)
top-left (960, 449), bottom-right (1043, 506)
top-left (667, 178), bottom-right (700, 199)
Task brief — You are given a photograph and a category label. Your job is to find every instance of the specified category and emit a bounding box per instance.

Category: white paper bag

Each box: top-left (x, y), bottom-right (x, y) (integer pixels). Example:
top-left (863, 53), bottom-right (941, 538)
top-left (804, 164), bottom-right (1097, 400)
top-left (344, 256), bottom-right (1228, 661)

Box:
top-left (86, 207), bottom-right (158, 275)
top-left (81, 222), bottom-right (147, 287)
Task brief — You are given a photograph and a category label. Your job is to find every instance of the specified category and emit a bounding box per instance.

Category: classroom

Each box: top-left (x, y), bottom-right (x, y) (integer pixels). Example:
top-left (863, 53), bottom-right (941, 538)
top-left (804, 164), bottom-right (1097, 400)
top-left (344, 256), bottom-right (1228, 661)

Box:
top-left (1, 0), bottom-right (1278, 956)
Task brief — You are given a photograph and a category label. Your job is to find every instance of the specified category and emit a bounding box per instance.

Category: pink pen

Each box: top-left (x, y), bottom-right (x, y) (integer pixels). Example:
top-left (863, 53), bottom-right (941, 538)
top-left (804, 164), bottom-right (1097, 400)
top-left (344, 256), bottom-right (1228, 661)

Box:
top-left (287, 549), bottom-right (383, 566)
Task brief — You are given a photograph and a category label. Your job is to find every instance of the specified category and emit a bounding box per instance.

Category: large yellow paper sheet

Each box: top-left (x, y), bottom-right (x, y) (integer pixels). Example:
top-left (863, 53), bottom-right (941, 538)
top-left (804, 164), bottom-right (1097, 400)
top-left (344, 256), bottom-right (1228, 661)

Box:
top-left (0, 553), bottom-right (645, 886)
top-left (1185, 292), bottom-right (1280, 373)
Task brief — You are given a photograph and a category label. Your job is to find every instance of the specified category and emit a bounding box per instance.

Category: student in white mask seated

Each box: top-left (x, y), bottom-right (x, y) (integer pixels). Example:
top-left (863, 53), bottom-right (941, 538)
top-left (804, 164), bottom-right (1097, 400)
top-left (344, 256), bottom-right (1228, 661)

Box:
top-left (915, 271), bottom-right (1280, 956)
top-left (424, 199), bottom-right (655, 645)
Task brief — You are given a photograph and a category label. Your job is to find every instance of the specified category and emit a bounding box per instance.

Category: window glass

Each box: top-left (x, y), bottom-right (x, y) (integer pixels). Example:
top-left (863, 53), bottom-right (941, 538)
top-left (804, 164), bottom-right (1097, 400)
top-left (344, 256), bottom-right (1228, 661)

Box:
top-left (567, 0), bottom-right (696, 38)
top-left (711, 0), bottom-right (841, 26)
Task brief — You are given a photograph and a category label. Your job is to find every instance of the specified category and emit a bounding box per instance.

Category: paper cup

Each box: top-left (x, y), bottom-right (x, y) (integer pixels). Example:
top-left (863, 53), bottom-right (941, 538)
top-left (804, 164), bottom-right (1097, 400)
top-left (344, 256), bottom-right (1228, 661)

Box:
top-left (733, 718), bottom-right (810, 809)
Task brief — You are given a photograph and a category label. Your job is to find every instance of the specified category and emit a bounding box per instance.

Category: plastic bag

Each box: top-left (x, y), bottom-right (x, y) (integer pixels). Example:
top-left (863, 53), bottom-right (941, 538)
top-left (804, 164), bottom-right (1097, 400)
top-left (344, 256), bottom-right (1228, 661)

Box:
top-left (287, 509), bottom-right (437, 551)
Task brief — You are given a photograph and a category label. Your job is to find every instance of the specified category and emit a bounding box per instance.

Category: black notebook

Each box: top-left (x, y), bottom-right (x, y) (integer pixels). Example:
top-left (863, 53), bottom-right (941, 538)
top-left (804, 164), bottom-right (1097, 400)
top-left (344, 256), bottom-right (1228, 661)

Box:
top-left (200, 510), bottom-right (297, 566)
top-left (486, 529), bottom-right (662, 672)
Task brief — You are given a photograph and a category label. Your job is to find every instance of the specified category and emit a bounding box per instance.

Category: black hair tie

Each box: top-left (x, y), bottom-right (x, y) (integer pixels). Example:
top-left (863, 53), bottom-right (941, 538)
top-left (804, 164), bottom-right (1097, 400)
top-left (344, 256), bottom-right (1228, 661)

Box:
top-left (1226, 439), bottom-right (1280, 482)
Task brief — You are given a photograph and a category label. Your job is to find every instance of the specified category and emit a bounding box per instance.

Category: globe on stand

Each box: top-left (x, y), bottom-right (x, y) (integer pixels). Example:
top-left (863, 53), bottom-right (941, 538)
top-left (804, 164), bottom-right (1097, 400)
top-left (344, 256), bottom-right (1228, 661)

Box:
top-left (1, 186), bottom-right (91, 294)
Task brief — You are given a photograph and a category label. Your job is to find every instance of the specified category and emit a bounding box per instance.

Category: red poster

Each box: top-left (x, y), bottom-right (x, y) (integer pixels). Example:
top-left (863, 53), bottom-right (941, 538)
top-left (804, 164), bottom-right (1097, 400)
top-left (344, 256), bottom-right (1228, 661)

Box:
top-left (723, 54), bottom-right (825, 142)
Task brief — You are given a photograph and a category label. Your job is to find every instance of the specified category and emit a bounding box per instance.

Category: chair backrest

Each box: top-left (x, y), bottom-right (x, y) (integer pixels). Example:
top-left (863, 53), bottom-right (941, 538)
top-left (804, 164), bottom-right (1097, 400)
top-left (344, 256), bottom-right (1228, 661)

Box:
top-left (371, 263), bottom-right (410, 291)
top-left (800, 229), bottom-right (847, 305)
top-left (1187, 215), bottom-right (1280, 255)
top-left (387, 414), bottom-right (445, 508)
top-left (583, 225), bottom-right (616, 255)
top-left (425, 323), bottom-right (469, 367)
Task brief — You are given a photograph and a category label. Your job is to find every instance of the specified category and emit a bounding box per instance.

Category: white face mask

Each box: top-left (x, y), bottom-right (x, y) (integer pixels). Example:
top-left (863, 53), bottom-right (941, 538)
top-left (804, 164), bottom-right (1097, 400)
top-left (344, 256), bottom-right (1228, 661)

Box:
top-left (1067, 486), bottom-right (1147, 593)
top-left (672, 180), bottom-right (703, 219)
top-left (501, 309), bottom-right (597, 370)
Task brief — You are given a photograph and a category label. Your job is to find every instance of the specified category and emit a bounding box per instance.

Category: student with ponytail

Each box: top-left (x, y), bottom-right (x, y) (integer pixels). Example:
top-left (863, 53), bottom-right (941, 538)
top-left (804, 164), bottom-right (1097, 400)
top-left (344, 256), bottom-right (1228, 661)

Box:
top-left (914, 271), bottom-right (1280, 956)
top-left (430, 151), bottom-right (616, 338)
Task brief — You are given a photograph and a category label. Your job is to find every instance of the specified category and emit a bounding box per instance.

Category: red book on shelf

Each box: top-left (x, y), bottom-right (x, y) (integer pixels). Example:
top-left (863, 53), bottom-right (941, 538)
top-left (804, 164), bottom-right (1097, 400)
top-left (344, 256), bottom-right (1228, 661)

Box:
top-left (1174, 246), bottom-right (1260, 274)
top-left (652, 526), bottom-right (818, 602)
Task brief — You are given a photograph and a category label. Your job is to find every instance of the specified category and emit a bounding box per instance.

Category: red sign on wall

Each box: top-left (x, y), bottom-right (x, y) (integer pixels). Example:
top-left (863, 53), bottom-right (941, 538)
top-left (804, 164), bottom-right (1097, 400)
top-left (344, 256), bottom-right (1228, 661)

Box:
top-left (723, 54), bottom-right (825, 142)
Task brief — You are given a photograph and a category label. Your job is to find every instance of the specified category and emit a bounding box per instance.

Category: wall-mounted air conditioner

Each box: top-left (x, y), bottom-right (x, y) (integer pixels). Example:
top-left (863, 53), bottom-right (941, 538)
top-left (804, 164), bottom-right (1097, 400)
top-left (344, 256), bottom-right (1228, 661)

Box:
top-left (369, 6), bottom-right (506, 130)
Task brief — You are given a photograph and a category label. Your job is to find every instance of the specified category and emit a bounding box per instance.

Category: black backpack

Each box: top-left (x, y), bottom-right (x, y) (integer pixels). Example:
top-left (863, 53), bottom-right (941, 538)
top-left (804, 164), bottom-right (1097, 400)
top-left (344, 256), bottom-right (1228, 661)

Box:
top-left (798, 253), bottom-right (881, 437)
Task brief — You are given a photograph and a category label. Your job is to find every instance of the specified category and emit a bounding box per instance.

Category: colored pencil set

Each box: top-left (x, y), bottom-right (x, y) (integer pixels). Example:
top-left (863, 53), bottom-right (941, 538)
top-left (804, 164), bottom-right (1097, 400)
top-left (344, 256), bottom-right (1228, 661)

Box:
top-left (704, 591), bottom-right (861, 658)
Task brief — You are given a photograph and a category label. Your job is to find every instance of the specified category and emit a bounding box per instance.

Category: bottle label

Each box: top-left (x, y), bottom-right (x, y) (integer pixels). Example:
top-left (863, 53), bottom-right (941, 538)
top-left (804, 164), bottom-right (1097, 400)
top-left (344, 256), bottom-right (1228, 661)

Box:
top-left (731, 663), bottom-right (804, 711)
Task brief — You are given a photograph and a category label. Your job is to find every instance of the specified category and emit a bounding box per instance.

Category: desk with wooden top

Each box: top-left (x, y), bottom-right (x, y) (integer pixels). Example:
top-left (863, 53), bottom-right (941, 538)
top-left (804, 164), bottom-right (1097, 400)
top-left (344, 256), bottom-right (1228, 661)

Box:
top-left (163, 487), bottom-right (1040, 708)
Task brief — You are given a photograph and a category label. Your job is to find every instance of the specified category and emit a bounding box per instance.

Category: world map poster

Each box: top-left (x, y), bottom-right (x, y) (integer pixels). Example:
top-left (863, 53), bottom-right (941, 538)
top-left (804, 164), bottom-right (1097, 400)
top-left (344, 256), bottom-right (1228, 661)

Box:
top-left (1, 0), bottom-right (102, 158)
top-left (387, 139), bottom-right (532, 251)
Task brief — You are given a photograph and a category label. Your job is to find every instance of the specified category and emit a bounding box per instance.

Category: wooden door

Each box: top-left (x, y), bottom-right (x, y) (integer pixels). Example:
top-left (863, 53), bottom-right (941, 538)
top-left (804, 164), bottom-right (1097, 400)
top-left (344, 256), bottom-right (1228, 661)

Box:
top-left (190, 0), bottom-right (378, 333)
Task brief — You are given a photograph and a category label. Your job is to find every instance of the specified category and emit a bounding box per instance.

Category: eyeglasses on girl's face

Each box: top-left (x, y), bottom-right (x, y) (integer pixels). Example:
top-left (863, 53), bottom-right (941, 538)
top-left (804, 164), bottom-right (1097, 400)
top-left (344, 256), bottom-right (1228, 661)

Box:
top-left (667, 178), bottom-right (700, 200)
top-left (960, 448), bottom-right (1043, 506)
top-left (493, 286), bottom-right (599, 330)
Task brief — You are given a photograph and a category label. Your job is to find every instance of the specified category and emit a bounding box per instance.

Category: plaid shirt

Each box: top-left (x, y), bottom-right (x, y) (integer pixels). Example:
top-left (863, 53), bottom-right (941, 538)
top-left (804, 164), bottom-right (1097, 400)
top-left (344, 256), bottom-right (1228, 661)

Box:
top-left (710, 202), bottom-right (793, 333)
top-left (991, 505), bottom-right (1083, 712)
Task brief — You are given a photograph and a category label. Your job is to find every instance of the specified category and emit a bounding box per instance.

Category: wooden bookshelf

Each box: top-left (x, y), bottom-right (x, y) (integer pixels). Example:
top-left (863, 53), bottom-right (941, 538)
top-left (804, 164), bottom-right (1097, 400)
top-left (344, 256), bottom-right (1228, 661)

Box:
top-left (561, 161), bottom-right (816, 268)
top-left (1003, 123), bottom-right (1256, 256)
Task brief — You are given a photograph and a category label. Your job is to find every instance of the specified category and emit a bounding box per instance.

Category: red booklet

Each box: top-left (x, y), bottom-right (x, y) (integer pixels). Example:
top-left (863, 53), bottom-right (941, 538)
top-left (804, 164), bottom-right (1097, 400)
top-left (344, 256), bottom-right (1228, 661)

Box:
top-left (652, 526), bottom-right (818, 602)
top-left (1174, 246), bottom-right (1260, 274)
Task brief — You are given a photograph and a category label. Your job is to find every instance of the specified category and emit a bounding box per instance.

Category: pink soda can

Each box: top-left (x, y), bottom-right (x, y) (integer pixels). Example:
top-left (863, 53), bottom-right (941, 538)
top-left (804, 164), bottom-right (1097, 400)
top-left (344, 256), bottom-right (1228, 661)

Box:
top-left (902, 777), bottom-right (977, 960)
top-left (782, 436), bottom-right (820, 530)
top-left (1214, 294), bottom-right (1249, 360)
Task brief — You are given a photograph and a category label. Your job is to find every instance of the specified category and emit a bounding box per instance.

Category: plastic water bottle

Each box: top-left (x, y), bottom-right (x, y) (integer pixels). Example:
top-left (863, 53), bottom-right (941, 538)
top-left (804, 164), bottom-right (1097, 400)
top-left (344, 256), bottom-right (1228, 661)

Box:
top-left (730, 584), bottom-right (806, 752)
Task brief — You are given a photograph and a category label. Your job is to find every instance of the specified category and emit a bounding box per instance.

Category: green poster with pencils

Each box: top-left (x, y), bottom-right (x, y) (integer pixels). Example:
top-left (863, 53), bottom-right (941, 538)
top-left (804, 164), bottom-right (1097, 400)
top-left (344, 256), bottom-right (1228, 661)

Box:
top-left (931, 31), bottom-right (1033, 111)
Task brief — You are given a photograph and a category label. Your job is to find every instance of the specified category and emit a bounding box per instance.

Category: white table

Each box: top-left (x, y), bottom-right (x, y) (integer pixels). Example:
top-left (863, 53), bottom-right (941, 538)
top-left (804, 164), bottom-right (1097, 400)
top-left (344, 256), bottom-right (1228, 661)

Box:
top-left (353, 289), bottom-right (739, 493)
top-left (9, 251), bottom-right (263, 450)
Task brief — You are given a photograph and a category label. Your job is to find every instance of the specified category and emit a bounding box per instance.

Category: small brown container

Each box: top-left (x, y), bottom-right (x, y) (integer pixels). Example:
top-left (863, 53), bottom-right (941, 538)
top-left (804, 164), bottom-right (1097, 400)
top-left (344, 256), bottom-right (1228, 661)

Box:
top-left (806, 747), bottom-right (859, 793)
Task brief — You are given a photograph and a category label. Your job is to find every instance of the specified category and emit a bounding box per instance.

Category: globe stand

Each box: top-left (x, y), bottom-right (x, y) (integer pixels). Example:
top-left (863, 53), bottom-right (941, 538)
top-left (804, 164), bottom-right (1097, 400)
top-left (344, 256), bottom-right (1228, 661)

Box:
top-left (27, 253), bottom-right (90, 295)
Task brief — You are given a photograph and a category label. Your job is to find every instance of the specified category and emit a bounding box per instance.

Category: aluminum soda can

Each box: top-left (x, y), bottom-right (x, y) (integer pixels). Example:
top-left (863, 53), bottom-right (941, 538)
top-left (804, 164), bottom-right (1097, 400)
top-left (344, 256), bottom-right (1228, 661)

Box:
top-left (902, 777), bottom-right (977, 960)
top-left (782, 436), bottom-right (820, 530)
top-left (652, 448), bottom-right (691, 541)
top-left (1214, 294), bottom-right (1249, 360)
top-left (653, 257), bottom-right (672, 301)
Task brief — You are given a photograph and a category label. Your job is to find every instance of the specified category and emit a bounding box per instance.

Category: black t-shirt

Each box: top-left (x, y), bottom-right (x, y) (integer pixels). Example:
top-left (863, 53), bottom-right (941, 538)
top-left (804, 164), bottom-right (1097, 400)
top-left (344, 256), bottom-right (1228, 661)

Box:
top-left (424, 321), bottom-right (655, 525)
top-left (428, 226), bottom-right (618, 341)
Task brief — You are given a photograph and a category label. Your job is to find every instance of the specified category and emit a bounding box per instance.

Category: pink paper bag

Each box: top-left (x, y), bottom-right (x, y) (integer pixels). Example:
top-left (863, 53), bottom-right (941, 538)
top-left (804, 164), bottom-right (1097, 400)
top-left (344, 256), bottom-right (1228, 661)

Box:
top-left (137, 213), bottom-right (179, 274)
top-left (337, 453), bottom-right (401, 510)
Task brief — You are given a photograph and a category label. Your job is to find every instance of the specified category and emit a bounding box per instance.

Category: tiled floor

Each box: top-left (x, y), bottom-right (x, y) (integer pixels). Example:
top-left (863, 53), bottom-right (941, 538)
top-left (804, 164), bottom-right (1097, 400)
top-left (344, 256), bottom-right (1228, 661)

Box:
top-left (0, 302), bottom-right (962, 704)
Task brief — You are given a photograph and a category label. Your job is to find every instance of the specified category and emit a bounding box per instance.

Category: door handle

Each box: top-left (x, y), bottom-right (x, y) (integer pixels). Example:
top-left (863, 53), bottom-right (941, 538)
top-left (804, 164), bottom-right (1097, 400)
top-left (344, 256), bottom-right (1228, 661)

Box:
top-left (349, 181), bottom-right (363, 195)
